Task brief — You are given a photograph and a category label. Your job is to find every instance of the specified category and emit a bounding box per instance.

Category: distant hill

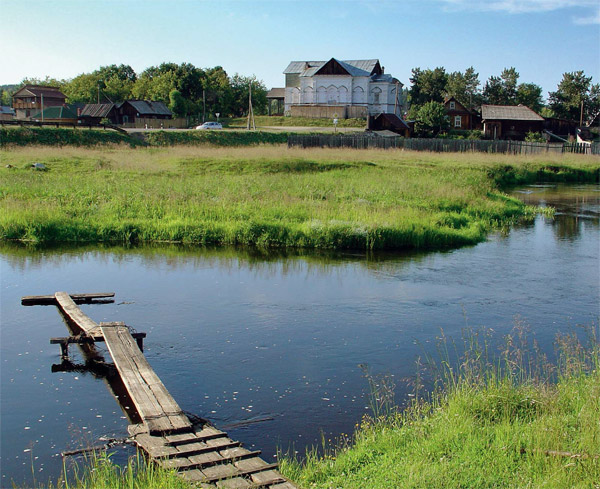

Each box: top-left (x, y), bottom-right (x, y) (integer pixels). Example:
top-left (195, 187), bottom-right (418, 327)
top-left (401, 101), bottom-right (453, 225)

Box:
top-left (1, 84), bottom-right (19, 93)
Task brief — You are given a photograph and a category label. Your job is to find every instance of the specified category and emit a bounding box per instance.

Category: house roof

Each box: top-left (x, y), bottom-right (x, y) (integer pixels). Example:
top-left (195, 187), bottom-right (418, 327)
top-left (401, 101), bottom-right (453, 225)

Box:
top-left (284, 59), bottom-right (381, 77)
top-left (481, 104), bottom-right (543, 121)
top-left (13, 85), bottom-right (66, 100)
top-left (119, 100), bottom-right (172, 116)
top-left (374, 113), bottom-right (411, 130)
top-left (267, 88), bottom-right (285, 99)
top-left (80, 103), bottom-right (116, 118)
top-left (0, 105), bottom-right (15, 115)
top-left (31, 105), bottom-right (78, 120)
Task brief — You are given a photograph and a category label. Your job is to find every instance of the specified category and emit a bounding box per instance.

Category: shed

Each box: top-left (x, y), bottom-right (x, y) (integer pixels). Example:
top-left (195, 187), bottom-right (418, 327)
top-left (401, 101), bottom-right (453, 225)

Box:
top-left (0, 105), bottom-right (15, 121)
top-left (481, 104), bottom-right (544, 140)
top-left (31, 105), bottom-right (78, 124)
top-left (79, 103), bottom-right (118, 124)
top-left (266, 88), bottom-right (285, 116)
top-left (368, 113), bottom-right (412, 137)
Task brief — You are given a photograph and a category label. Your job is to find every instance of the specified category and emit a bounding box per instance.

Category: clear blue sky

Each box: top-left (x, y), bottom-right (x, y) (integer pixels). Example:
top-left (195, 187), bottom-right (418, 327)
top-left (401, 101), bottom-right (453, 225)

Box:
top-left (2, 0), bottom-right (599, 100)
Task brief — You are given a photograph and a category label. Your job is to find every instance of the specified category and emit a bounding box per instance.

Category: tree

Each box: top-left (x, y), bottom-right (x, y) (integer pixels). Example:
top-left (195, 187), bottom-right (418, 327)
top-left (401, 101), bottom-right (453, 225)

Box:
top-left (409, 67), bottom-right (448, 107)
top-left (445, 67), bottom-right (481, 109)
top-left (229, 74), bottom-right (267, 116)
top-left (169, 89), bottom-right (186, 117)
top-left (416, 101), bottom-right (449, 137)
top-left (483, 67), bottom-right (520, 105)
top-left (548, 71), bottom-right (600, 123)
top-left (516, 83), bottom-right (544, 113)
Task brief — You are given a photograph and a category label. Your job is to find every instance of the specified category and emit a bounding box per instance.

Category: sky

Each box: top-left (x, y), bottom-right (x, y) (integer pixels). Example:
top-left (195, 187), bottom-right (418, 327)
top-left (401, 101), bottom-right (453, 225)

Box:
top-left (2, 0), bottom-right (599, 100)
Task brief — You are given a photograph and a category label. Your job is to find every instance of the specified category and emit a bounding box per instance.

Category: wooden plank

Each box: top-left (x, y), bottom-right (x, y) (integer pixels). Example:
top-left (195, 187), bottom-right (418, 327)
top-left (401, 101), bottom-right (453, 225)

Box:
top-left (55, 292), bottom-right (102, 336)
top-left (202, 461), bottom-right (280, 484)
top-left (108, 326), bottom-right (192, 432)
top-left (172, 438), bottom-right (241, 458)
top-left (216, 478), bottom-right (251, 489)
top-left (201, 463), bottom-right (240, 481)
top-left (102, 325), bottom-right (176, 434)
top-left (22, 292), bottom-right (115, 306)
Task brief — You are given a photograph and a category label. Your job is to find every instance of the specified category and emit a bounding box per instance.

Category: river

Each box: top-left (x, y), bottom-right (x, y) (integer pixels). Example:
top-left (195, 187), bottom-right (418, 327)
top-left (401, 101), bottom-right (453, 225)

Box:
top-left (1, 183), bottom-right (598, 487)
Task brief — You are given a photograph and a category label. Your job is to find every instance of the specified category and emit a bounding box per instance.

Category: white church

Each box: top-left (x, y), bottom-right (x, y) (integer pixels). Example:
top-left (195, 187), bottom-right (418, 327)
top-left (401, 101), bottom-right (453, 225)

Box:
top-left (282, 58), bottom-right (403, 119)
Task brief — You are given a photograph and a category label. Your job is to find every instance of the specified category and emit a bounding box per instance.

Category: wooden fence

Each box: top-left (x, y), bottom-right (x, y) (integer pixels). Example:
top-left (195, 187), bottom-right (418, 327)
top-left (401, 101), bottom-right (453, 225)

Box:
top-left (288, 134), bottom-right (600, 155)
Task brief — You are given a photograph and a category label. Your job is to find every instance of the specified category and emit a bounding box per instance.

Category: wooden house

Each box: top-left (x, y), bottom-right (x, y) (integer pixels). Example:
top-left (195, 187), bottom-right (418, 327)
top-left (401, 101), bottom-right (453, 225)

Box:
top-left (12, 85), bottom-right (67, 120)
top-left (444, 97), bottom-right (480, 130)
top-left (481, 104), bottom-right (544, 140)
top-left (79, 103), bottom-right (119, 124)
top-left (266, 88), bottom-right (285, 115)
top-left (115, 100), bottom-right (172, 125)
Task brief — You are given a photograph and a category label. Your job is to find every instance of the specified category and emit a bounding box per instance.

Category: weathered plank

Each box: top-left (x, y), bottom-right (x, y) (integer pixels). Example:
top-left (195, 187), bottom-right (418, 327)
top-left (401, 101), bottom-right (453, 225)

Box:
top-left (22, 292), bottom-right (115, 306)
top-left (101, 324), bottom-right (192, 434)
top-left (55, 292), bottom-right (103, 336)
top-left (216, 478), bottom-right (251, 489)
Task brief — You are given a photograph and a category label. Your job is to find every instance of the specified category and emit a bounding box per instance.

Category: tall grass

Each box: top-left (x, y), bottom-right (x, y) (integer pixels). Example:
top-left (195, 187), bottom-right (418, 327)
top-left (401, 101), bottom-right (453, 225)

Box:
top-left (280, 325), bottom-right (600, 488)
top-left (1, 146), bottom-right (597, 249)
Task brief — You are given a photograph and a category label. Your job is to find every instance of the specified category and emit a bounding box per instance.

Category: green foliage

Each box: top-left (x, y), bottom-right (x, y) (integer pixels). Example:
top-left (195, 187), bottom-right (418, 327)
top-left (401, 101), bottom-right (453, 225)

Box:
top-left (409, 67), bottom-right (448, 106)
top-left (525, 131), bottom-right (546, 143)
top-left (445, 66), bottom-right (481, 109)
top-left (416, 101), bottom-right (450, 137)
top-left (168, 89), bottom-right (186, 118)
top-left (516, 83), bottom-right (544, 113)
top-left (0, 127), bottom-right (140, 147)
top-left (548, 71), bottom-right (600, 123)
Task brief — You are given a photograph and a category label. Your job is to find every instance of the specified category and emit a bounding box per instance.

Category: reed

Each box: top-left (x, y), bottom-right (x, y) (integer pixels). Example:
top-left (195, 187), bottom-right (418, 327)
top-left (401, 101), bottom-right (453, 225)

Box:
top-left (280, 325), bottom-right (600, 488)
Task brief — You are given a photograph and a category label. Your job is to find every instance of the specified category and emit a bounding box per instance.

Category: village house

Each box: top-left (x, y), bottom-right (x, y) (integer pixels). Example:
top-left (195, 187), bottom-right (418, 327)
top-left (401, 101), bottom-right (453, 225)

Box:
top-left (79, 100), bottom-right (173, 126)
top-left (281, 58), bottom-right (403, 119)
top-left (0, 105), bottom-right (15, 121)
top-left (115, 100), bottom-right (172, 125)
top-left (444, 97), bottom-right (480, 130)
top-left (481, 104), bottom-right (544, 140)
top-left (12, 85), bottom-right (67, 120)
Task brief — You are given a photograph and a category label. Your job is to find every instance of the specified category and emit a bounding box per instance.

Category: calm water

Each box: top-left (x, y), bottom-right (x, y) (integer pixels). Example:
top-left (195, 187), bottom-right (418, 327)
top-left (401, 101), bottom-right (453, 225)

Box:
top-left (1, 184), bottom-right (598, 487)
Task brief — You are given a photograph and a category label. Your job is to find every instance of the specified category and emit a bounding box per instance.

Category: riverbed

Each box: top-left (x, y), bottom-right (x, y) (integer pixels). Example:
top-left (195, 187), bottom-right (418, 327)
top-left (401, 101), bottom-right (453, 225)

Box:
top-left (1, 183), bottom-right (598, 486)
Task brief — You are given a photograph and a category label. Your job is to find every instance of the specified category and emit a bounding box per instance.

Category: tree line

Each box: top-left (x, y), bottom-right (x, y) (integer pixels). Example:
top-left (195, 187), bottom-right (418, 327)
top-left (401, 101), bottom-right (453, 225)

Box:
top-left (1, 63), bottom-right (269, 119)
top-left (407, 66), bottom-right (599, 136)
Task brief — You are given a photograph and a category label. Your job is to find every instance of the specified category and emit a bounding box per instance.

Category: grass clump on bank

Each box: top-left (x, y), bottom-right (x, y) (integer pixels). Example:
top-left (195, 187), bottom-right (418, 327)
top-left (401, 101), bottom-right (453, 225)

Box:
top-left (144, 129), bottom-right (289, 146)
top-left (280, 327), bottom-right (600, 488)
top-left (1, 147), bottom-right (597, 249)
top-left (0, 127), bottom-right (142, 148)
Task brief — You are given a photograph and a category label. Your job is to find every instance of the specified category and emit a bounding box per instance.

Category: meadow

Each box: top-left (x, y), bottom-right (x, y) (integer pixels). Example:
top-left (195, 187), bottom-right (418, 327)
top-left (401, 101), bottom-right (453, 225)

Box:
top-left (1, 145), bottom-right (598, 249)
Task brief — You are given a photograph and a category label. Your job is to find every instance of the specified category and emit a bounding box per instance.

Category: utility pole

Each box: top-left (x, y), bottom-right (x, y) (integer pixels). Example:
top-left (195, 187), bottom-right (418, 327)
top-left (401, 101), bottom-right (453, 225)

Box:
top-left (203, 90), bottom-right (206, 123)
top-left (394, 81), bottom-right (399, 116)
top-left (247, 82), bottom-right (256, 130)
top-left (41, 93), bottom-right (44, 122)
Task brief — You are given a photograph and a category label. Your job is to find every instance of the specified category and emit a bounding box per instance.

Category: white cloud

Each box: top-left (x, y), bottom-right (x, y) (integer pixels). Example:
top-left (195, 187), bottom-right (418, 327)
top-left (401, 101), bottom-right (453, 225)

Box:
top-left (437, 0), bottom-right (600, 24)
top-left (439, 0), bottom-right (598, 14)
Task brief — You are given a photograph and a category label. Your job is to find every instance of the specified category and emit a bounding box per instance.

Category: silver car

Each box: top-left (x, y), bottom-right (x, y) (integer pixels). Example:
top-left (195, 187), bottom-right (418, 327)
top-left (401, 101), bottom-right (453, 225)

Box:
top-left (196, 122), bottom-right (223, 130)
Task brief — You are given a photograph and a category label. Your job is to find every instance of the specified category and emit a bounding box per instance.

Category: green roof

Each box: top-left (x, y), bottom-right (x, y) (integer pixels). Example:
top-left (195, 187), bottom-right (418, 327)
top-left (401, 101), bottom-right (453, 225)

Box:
top-left (31, 105), bottom-right (78, 120)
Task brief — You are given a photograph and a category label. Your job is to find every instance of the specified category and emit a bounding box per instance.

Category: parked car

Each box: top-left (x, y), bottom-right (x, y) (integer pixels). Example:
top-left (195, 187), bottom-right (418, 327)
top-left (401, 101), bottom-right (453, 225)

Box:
top-left (196, 122), bottom-right (223, 130)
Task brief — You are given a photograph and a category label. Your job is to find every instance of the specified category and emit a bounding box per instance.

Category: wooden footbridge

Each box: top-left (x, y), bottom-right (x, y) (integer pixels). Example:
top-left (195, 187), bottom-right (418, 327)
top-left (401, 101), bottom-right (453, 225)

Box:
top-left (22, 292), bottom-right (297, 489)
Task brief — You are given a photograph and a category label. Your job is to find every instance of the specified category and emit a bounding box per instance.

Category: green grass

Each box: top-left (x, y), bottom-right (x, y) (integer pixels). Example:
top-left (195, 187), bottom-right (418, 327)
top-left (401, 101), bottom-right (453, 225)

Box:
top-left (2, 146), bottom-right (597, 249)
top-left (0, 127), bottom-right (142, 147)
top-left (280, 327), bottom-right (600, 489)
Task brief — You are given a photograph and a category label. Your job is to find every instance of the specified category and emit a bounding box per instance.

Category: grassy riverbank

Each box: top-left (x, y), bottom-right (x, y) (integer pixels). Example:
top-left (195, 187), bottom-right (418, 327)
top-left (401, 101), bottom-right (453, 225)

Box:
top-left (2, 146), bottom-right (598, 249)
top-left (28, 328), bottom-right (599, 489)
top-left (280, 329), bottom-right (600, 488)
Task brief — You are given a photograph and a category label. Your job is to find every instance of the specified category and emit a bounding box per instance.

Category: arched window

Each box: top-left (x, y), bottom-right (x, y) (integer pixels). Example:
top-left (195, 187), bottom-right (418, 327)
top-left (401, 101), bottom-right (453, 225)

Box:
top-left (371, 87), bottom-right (382, 104)
top-left (303, 86), bottom-right (314, 104)
top-left (317, 86), bottom-right (327, 104)
top-left (353, 86), bottom-right (365, 104)
top-left (338, 86), bottom-right (348, 104)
